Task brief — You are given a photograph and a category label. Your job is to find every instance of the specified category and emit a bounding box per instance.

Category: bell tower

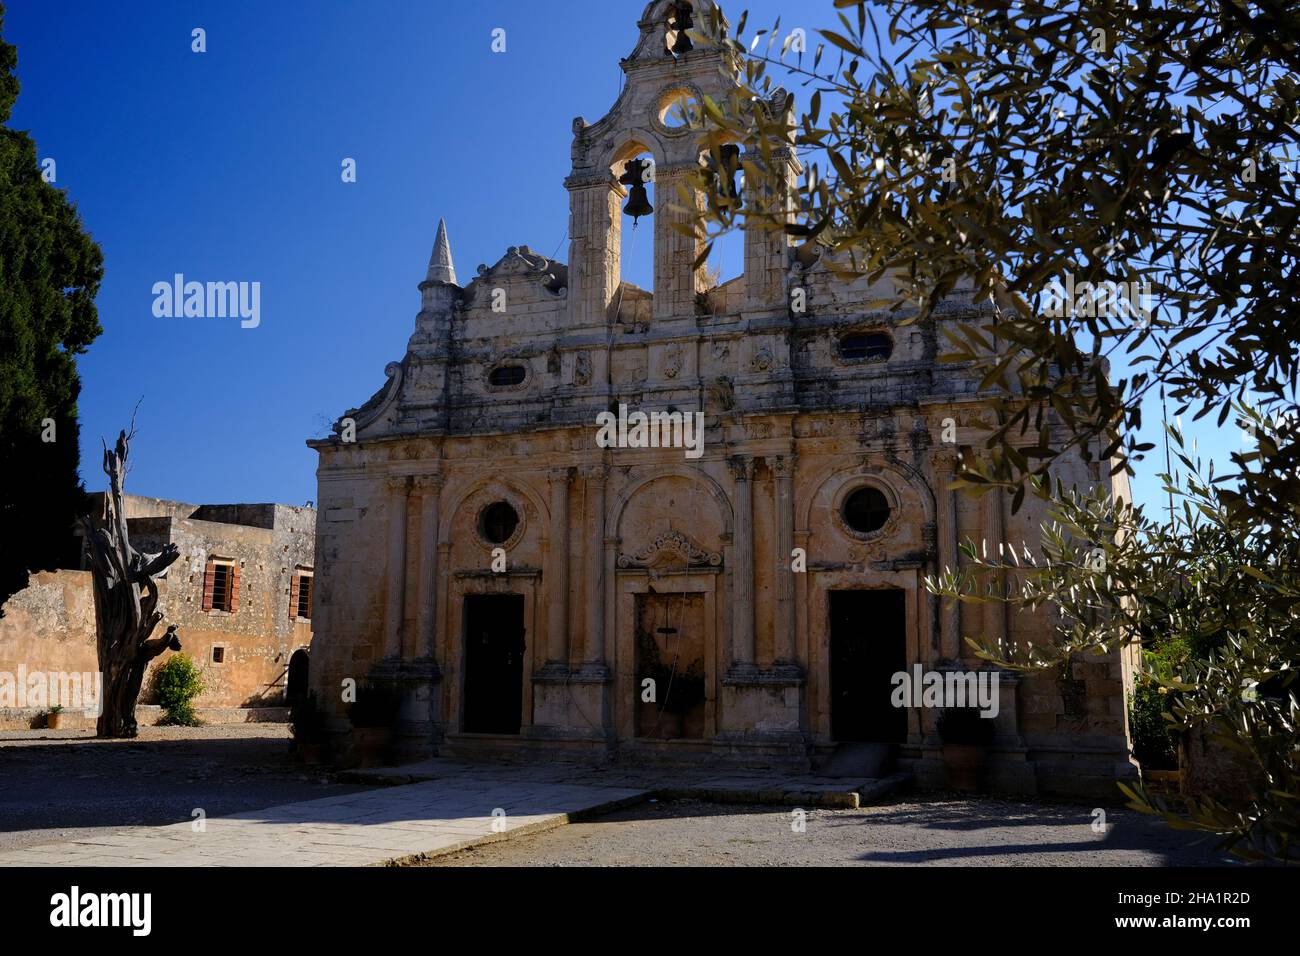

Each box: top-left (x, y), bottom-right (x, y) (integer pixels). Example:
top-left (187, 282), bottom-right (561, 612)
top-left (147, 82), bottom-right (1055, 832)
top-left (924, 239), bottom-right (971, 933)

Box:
top-left (565, 0), bottom-right (749, 333)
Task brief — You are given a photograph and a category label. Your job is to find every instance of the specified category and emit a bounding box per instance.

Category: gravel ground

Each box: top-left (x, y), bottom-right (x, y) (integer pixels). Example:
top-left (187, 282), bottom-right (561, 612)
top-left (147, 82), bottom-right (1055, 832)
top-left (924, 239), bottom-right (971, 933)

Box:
top-left (0, 724), bottom-right (370, 853)
top-left (420, 795), bottom-right (1237, 867)
top-left (0, 729), bottom-right (1239, 866)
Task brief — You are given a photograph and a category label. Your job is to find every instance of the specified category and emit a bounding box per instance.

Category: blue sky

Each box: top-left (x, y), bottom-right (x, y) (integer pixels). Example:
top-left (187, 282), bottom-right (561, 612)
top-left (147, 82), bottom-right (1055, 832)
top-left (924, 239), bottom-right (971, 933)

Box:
top-left (6, 0), bottom-right (1228, 514)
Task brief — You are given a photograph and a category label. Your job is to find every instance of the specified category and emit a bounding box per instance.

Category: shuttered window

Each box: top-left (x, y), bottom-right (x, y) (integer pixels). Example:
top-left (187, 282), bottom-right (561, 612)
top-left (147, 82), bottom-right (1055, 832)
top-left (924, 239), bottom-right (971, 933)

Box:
top-left (290, 570), bottom-right (313, 621)
top-left (202, 559), bottom-right (239, 613)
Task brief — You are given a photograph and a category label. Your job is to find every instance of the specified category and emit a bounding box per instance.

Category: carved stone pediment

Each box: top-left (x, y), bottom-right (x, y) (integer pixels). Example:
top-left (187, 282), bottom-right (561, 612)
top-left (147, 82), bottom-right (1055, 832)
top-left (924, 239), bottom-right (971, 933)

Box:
top-left (617, 530), bottom-right (721, 569)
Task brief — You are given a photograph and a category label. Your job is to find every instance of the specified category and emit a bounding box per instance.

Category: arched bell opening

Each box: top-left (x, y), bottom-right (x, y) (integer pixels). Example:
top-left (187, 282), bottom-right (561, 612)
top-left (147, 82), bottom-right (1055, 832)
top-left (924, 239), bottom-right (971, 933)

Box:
top-left (609, 142), bottom-right (658, 324)
top-left (696, 140), bottom-right (746, 314)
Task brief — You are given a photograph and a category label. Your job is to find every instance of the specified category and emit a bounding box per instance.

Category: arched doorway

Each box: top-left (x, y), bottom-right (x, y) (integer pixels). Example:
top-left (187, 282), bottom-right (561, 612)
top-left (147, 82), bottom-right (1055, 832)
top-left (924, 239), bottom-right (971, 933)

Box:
top-left (286, 649), bottom-right (309, 703)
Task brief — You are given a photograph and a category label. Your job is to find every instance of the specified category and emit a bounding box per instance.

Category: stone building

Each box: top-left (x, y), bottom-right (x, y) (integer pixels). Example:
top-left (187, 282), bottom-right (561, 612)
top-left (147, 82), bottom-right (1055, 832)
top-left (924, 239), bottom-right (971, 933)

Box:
top-left (0, 494), bottom-right (316, 727)
top-left (307, 0), bottom-right (1136, 795)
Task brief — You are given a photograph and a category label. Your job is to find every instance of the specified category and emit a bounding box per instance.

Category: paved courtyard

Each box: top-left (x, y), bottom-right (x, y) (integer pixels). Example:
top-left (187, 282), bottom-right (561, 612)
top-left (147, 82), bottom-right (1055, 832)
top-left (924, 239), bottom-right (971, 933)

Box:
top-left (418, 796), bottom-right (1235, 867)
top-left (0, 725), bottom-right (367, 853)
top-left (0, 729), bottom-right (1234, 867)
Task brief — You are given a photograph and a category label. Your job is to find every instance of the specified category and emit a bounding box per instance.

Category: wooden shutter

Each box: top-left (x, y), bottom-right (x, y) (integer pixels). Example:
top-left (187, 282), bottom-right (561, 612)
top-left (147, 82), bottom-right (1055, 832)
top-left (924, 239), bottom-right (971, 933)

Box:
top-left (305, 576), bottom-right (313, 618)
top-left (289, 573), bottom-right (300, 621)
top-left (202, 561), bottom-right (216, 611)
top-left (229, 564), bottom-right (241, 613)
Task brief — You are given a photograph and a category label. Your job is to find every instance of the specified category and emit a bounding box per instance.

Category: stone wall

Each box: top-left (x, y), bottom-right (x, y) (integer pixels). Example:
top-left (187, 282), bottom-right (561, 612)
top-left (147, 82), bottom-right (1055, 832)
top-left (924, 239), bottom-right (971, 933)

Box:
top-left (0, 503), bottom-right (315, 727)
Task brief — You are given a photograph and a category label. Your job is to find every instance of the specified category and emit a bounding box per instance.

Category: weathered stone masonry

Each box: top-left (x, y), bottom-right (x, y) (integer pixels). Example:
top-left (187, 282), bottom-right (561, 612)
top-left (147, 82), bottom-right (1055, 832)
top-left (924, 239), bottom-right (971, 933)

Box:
top-left (0, 494), bottom-right (315, 726)
top-left (307, 0), bottom-right (1137, 796)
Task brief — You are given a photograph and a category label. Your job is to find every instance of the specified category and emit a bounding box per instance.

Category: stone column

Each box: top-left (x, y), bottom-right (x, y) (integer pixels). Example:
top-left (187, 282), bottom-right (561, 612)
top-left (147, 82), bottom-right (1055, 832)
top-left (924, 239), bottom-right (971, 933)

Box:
top-left (729, 456), bottom-right (755, 666)
top-left (653, 162), bottom-right (706, 323)
top-left (435, 541), bottom-right (453, 663)
top-left (547, 467), bottom-right (573, 665)
top-left (767, 454), bottom-right (797, 664)
top-left (565, 172), bottom-right (622, 331)
top-left (744, 147), bottom-right (798, 310)
top-left (934, 452), bottom-right (961, 661)
top-left (983, 486), bottom-right (1008, 652)
top-left (582, 463), bottom-right (607, 664)
top-left (384, 476), bottom-right (410, 660)
top-left (412, 471), bottom-right (442, 660)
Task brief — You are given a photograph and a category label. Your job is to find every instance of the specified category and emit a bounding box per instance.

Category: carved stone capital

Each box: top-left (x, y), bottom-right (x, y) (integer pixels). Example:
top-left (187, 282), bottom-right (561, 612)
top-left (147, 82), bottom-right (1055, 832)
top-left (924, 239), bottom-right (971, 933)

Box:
top-left (412, 472), bottom-right (444, 492)
top-left (654, 161), bottom-right (704, 180)
top-left (728, 456), bottom-right (755, 482)
top-left (564, 172), bottom-right (618, 191)
top-left (930, 447), bottom-right (961, 475)
top-left (765, 454), bottom-right (795, 479)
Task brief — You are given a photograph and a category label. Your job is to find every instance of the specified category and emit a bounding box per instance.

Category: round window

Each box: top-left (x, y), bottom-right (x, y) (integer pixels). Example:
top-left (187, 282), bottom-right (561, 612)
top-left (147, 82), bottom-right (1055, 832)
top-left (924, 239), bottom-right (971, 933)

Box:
top-left (842, 486), bottom-right (891, 535)
top-left (479, 501), bottom-right (519, 544)
top-left (660, 92), bottom-right (702, 128)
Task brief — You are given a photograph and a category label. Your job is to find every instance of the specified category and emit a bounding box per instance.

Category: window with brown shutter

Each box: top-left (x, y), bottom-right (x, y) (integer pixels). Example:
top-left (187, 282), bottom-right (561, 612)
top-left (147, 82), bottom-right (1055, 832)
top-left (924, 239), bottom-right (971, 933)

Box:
top-left (299, 574), bottom-right (312, 619)
top-left (228, 563), bottom-right (241, 613)
top-left (202, 562), bottom-right (217, 611)
top-left (291, 570), bottom-right (313, 620)
top-left (203, 559), bottom-right (237, 612)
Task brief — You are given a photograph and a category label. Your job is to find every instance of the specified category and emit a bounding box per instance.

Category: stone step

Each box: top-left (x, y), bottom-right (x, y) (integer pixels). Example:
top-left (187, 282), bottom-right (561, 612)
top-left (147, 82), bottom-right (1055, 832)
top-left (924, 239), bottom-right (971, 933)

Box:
top-left (813, 741), bottom-right (896, 779)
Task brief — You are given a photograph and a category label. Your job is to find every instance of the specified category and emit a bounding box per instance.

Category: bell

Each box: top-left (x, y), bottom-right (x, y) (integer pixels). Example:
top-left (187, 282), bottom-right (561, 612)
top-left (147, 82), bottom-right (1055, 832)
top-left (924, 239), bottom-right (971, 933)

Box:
top-left (619, 159), bottom-right (654, 222)
top-left (623, 185), bottom-right (654, 222)
top-left (670, 2), bottom-right (695, 55)
top-left (717, 144), bottom-right (741, 200)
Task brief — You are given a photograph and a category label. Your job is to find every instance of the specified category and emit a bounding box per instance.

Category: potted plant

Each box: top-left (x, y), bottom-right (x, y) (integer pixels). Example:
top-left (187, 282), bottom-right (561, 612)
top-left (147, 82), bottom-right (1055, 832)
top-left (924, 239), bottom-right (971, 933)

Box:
top-left (937, 707), bottom-right (995, 792)
top-left (347, 682), bottom-right (399, 767)
top-left (46, 706), bottom-right (66, 730)
top-left (290, 692), bottom-right (327, 765)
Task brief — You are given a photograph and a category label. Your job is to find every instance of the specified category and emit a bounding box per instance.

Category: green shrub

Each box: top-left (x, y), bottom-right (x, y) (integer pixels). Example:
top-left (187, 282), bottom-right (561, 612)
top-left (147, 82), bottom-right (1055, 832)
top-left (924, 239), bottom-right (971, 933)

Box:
top-left (1127, 639), bottom-right (1187, 771)
top-left (155, 653), bottom-right (205, 726)
top-left (1129, 683), bottom-right (1178, 770)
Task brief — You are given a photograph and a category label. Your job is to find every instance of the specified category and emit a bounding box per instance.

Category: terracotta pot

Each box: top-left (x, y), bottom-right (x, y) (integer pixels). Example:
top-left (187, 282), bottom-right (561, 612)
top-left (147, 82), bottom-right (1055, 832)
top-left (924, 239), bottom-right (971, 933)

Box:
top-left (942, 743), bottom-right (986, 792)
top-left (46, 712), bottom-right (66, 730)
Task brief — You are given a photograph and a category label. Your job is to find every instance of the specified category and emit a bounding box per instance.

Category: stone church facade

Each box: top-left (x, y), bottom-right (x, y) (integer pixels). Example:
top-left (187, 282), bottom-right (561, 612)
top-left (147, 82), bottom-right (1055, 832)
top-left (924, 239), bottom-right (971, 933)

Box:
top-left (307, 0), bottom-right (1136, 796)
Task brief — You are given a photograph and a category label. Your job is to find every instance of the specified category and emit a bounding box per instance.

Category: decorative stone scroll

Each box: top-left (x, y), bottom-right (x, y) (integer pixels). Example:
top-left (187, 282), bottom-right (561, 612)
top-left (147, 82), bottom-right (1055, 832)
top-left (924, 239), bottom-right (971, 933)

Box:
top-left (617, 530), bottom-right (722, 569)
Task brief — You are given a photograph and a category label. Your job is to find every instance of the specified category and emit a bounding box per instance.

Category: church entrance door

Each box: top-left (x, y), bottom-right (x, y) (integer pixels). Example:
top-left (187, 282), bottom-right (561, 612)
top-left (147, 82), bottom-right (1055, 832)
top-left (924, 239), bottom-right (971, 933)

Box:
top-left (829, 589), bottom-right (907, 743)
top-left (462, 594), bottom-right (526, 734)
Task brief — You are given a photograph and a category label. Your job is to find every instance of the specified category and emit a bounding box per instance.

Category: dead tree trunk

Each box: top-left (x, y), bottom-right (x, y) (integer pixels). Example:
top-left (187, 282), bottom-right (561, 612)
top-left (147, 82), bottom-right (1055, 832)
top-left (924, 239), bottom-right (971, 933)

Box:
top-left (81, 429), bottom-right (182, 737)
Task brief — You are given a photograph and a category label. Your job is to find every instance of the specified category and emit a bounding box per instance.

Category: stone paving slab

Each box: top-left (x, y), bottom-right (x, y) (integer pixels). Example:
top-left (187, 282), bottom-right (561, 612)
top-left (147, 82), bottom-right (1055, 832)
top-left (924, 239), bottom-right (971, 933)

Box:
top-left (342, 758), bottom-right (910, 808)
top-left (0, 775), bottom-right (648, 868)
